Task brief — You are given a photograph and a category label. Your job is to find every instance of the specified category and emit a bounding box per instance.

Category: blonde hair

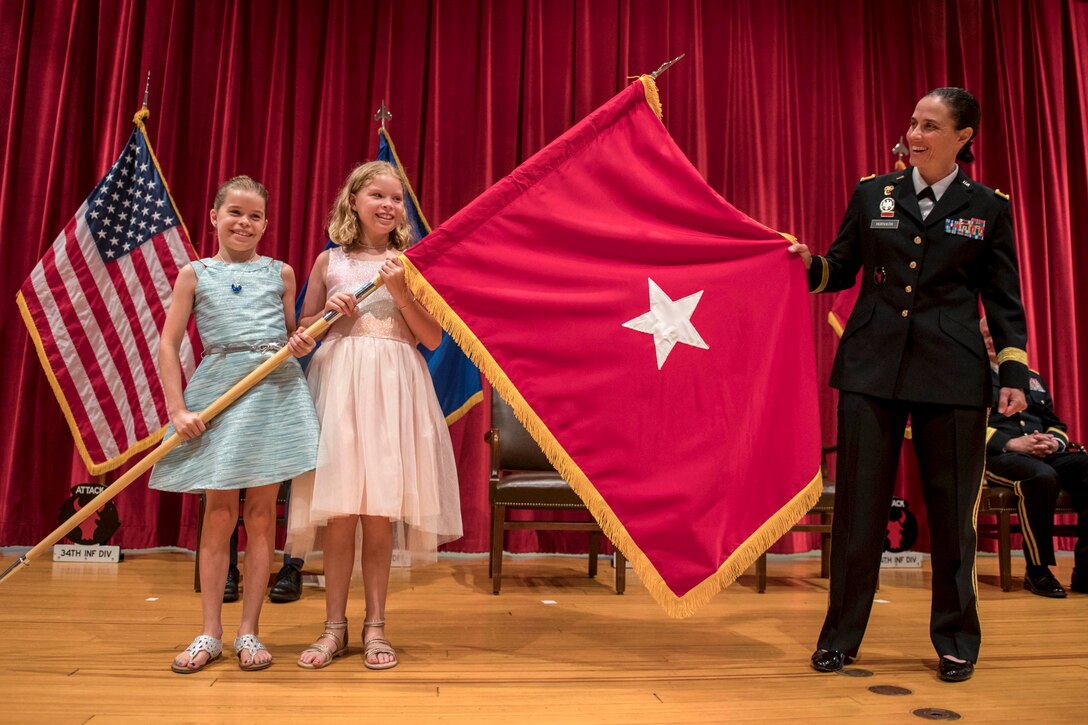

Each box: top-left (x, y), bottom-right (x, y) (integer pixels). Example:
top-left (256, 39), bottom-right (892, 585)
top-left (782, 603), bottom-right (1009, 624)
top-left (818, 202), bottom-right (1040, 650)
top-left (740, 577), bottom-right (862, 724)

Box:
top-left (213, 175), bottom-right (269, 211)
top-left (327, 161), bottom-right (412, 251)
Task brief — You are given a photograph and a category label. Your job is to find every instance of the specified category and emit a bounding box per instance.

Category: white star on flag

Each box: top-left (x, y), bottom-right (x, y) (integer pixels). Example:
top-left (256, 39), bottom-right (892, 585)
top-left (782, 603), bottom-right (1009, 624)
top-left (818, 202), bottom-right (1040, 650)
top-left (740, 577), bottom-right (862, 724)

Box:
top-left (622, 277), bottom-right (709, 369)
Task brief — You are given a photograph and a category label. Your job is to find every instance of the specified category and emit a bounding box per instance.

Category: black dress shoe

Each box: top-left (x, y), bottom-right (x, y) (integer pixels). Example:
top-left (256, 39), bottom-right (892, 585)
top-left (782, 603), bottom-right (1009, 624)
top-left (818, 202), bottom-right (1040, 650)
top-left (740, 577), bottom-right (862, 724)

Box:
top-left (1070, 568), bottom-right (1088, 594)
top-left (268, 563), bottom-right (302, 603)
top-left (938, 656), bottom-right (974, 682)
top-left (223, 565), bottom-right (241, 603)
top-left (811, 649), bottom-right (853, 673)
top-left (1024, 567), bottom-right (1067, 598)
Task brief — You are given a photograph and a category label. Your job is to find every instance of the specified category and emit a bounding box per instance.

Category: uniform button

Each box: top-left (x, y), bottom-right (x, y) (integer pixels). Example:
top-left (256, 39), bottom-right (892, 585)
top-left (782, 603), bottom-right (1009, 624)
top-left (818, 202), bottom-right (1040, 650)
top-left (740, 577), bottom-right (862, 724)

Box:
top-left (909, 261), bottom-right (917, 269)
top-left (905, 285), bottom-right (913, 293)
top-left (914, 236), bottom-right (922, 245)
top-left (901, 310), bottom-right (909, 317)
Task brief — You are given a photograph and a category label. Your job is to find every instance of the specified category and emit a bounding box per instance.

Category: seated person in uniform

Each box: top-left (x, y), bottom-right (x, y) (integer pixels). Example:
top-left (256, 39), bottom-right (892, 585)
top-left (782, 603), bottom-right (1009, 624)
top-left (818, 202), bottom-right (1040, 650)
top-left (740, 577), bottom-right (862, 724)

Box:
top-left (982, 318), bottom-right (1088, 597)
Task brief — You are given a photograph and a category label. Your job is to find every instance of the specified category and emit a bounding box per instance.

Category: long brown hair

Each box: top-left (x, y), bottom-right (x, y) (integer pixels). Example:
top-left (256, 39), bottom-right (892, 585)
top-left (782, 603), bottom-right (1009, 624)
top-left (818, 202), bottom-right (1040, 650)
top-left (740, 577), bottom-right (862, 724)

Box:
top-left (327, 161), bottom-right (412, 251)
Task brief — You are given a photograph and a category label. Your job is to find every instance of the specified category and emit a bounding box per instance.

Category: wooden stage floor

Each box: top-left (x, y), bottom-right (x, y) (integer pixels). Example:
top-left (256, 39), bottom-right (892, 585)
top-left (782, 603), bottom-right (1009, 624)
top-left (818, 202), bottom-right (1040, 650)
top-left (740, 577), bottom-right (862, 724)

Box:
top-left (0, 551), bottom-right (1085, 723)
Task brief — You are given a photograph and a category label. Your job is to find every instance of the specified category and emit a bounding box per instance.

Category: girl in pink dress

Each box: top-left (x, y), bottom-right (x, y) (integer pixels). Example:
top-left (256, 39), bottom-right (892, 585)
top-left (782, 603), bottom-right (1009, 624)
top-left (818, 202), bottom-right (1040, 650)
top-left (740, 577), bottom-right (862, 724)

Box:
top-left (289, 161), bottom-right (462, 670)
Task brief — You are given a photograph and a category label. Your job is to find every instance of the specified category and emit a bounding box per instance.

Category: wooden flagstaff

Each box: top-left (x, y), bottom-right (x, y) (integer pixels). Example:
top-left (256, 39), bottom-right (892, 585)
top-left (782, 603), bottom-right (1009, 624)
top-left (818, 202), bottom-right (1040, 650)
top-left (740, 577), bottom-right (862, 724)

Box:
top-left (0, 277), bottom-right (384, 585)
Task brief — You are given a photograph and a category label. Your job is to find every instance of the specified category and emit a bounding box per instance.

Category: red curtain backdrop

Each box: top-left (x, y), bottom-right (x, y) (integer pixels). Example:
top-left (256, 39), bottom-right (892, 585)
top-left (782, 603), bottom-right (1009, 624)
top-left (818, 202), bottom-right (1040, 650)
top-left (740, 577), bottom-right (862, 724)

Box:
top-left (2, 0), bottom-right (1086, 554)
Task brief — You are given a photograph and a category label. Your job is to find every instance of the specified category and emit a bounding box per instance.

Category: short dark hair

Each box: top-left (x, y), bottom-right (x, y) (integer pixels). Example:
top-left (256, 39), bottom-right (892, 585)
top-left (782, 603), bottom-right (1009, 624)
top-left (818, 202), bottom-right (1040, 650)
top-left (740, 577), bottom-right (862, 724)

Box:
top-left (926, 87), bottom-right (980, 163)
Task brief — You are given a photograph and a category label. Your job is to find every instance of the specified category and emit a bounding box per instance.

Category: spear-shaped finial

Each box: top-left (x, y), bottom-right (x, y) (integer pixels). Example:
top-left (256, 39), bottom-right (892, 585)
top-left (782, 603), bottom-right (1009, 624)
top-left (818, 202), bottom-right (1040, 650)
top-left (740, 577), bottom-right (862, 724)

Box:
top-left (651, 53), bottom-right (686, 79)
top-left (142, 71), bottom-right (151, 109)
top-left (892, 135), bottom-right (908, 159)
top-left (374, 100), bottom-right (392, 130)
top-left (892, 135), bottom-right (908, 171)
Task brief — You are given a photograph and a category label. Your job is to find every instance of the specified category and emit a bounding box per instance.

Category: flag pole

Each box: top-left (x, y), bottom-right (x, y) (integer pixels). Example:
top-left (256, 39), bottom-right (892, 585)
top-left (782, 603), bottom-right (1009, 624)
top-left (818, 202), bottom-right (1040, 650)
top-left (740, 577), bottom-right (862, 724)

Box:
top-left (134, 72), bottom-right (151, 127)
top-left (0, 277), bottom-right (383, 585)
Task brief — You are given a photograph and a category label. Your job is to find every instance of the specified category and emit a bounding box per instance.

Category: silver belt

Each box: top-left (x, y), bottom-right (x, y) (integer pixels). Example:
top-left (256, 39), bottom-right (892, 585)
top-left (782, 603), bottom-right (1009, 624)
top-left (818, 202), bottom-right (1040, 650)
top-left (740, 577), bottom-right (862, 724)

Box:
top-left (203, 339), bottom-right (285, 356)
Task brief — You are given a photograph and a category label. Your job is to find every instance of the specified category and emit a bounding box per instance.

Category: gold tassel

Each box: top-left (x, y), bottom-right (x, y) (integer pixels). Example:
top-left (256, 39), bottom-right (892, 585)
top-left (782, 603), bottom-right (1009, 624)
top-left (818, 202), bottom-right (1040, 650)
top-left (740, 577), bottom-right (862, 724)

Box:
top-left (639, 75), bottom-right (663, 120)
top-left (827, 311), bottom-right (845, 337)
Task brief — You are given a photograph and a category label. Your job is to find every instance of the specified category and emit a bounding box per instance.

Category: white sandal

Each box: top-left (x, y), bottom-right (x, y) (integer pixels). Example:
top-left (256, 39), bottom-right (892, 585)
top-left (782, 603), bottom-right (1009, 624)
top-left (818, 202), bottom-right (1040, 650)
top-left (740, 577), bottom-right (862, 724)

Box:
top-left (171, 634), bottom-right (222, 674)
top-left (234, 633), bottom-right (272, 671)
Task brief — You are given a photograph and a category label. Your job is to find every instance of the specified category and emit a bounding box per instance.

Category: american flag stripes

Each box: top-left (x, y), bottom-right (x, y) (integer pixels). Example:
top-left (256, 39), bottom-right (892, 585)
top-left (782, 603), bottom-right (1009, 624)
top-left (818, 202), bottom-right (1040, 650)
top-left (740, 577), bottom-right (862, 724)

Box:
top-left (16, 113), bottom-right (199, 475)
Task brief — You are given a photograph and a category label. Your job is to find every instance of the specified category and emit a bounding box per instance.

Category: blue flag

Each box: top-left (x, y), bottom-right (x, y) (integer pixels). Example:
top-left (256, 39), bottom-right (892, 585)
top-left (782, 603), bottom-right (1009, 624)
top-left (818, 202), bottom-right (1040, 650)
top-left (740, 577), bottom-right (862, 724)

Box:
top-left (296, 128), bottom-right (482, 424)
top-left (379, 127), bottom-right (482, 422)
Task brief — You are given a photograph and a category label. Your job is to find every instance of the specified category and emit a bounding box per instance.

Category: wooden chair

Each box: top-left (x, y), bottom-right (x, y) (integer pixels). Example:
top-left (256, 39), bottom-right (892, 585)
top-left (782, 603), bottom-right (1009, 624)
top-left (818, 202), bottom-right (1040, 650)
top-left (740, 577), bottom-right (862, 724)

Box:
top-left (755, 446), bottom-right (836, 593)
top-left (486, 394), bottom-right (625, 595)
top-left (977, 483), bottom-right (1078, 591)
top-left (193, 481), bottom-right (291, 592)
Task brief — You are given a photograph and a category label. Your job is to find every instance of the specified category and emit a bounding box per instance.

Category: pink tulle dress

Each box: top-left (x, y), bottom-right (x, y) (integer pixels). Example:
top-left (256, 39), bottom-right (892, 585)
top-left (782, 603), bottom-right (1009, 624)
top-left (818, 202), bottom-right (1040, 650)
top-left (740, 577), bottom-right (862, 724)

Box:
top-left (286, 247), bottom-right (462, 564)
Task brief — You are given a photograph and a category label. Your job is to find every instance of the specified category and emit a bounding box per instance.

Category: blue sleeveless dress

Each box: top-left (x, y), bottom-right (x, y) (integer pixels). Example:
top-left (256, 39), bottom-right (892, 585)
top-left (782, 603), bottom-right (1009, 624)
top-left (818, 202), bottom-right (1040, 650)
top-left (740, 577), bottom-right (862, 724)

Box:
top-left (149, 256), bottom-right (319, 492)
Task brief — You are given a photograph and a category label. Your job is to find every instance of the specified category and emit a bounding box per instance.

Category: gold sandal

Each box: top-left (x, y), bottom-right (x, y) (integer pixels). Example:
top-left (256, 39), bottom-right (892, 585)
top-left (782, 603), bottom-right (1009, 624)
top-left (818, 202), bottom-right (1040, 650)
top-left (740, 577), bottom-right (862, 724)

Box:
top-left (297, 620), bottom-right (348, 670)
top-left (362, 619), bottom-right (398, 670)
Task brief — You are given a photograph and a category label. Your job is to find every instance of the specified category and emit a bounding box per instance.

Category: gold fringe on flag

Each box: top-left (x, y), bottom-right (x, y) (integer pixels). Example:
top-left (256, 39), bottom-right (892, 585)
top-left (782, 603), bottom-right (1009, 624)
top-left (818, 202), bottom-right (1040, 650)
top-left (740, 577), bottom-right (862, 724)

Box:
top-left (398, 76), bottom-right (821, 616)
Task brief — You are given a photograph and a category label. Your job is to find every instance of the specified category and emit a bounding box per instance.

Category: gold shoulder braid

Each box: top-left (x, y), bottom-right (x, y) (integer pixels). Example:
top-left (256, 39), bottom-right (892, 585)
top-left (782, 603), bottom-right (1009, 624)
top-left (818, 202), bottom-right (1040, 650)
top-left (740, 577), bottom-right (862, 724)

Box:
top-left (996, 347), bottom-right (1027, 366)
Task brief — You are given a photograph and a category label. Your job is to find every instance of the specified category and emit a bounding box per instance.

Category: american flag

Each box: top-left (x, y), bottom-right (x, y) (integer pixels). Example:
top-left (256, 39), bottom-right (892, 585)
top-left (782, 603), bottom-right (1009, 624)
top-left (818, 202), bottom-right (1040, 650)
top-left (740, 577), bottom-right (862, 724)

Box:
top-left (16, 116), bottom-right (199, 475)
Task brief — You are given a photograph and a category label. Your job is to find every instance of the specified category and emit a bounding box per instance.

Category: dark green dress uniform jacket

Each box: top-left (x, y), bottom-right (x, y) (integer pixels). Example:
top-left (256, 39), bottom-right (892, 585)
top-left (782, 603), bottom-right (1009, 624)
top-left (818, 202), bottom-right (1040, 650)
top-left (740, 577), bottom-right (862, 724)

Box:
top-left (808, 168), bottom-right (1029, 405)
top-left (986, 369), bottom-right (1070, 454)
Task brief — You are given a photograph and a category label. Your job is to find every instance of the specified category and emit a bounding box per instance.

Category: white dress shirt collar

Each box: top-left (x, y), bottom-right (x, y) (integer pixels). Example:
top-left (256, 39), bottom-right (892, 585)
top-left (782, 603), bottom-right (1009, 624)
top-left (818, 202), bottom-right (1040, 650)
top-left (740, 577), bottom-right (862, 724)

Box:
top-left (912, 164), bottom-right (960, 201)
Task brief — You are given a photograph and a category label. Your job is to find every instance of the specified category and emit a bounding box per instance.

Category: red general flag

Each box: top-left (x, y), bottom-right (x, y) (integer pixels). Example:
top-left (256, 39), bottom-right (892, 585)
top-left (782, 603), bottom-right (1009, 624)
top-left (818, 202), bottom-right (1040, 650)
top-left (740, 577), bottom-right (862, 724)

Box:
top-left (16, 108), bottom-right (199, 475)
top-left (403, 77), bottom-right (822, 616)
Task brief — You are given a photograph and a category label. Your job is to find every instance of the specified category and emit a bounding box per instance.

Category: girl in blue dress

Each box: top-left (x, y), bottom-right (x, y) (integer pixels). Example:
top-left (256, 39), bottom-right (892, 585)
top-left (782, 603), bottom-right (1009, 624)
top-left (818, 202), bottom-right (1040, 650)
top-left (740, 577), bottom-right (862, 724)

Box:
top-left (150, 176), bottom-right (320, 673)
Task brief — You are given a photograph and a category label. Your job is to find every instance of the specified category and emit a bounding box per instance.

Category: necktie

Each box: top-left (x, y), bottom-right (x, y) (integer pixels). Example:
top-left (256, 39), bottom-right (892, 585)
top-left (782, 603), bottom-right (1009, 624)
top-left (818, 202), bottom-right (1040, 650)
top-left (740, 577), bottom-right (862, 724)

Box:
top-left (917, 186), bottom-right (936, 219)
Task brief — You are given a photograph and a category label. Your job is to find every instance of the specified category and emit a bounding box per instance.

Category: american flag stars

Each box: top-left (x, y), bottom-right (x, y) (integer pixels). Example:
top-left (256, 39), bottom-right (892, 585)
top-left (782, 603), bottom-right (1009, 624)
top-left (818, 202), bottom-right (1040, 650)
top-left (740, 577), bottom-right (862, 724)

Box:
top-left (84, 134), bottom-right (178, 264)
